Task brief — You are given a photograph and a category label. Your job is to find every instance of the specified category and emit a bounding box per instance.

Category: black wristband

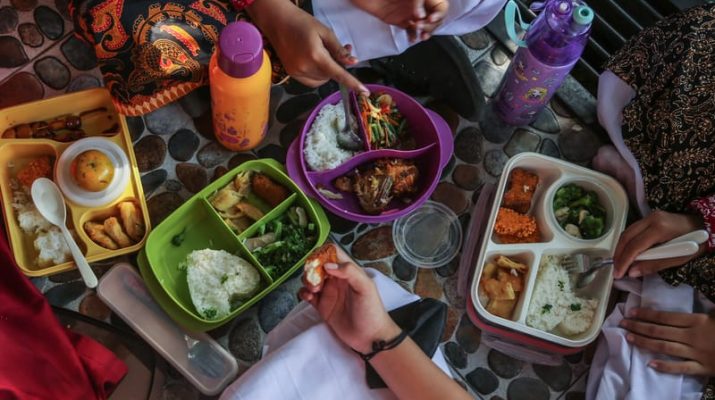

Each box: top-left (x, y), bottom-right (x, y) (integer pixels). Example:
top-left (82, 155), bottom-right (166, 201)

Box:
top-left (354, 330), bottom-right (408, 361)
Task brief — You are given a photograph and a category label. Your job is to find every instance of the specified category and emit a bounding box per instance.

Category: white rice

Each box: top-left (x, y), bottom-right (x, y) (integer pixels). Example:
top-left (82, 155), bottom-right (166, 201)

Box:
top-left (184, 249), bottom-right (261, 320)
top-left (304, 102), bottom-right (354, 171)
top-left (526, 255), bottom-right (597, 336)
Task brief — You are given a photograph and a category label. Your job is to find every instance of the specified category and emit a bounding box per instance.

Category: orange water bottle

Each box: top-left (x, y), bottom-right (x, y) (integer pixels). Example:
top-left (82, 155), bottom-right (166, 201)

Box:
top-left (209, 21), bottom-right (271, 151)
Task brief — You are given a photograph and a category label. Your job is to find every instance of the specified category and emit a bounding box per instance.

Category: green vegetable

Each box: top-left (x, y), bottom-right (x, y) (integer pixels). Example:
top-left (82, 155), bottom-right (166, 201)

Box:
top-left (221, 275), bottom-right (228, 284)
top-left (541, 304), bottom-right (553, 314)
top-left (250, 206), bottom-right (317, 279)
top-left (580, 215), bottom-right (605, 239)
top-left (570, 303), bottom-right (582, 311)
top-left (258, 223), bottom-right (266, 236)
top-left (177, 261), bottom-right (188, 272)
top-left (558, 280), bottom-right (565, 291)
top-left (553, 184), bottom-right (607, 239)
top-left (203, 308), bottom-right (217, 319)
top-left (171, 228), bottom-right (187, 247)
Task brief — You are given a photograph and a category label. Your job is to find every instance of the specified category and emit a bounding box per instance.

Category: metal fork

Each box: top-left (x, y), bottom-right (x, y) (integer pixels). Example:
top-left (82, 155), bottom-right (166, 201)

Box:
top-left (563, 230), bottom-right (708, 289)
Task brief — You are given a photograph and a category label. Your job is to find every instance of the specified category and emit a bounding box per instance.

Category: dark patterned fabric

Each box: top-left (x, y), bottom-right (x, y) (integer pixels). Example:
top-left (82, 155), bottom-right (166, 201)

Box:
top-left (69, 0), bottom-right (289, 116)
top-left (606, 6), bottom-right (715, 398)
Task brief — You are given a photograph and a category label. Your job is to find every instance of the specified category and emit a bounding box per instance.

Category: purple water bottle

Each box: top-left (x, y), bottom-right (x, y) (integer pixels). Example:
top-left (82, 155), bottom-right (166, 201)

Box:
top-left (494, 0), bottom-right (593, 125)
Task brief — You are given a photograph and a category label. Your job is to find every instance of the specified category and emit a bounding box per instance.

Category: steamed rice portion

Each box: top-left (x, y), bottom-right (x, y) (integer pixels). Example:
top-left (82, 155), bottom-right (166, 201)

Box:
top-left (526, 255), bottom-right (597, 336)
top-left (184, 249), bottom-right (261, 320)
top-left (304, 102), bottom-right (355, 171)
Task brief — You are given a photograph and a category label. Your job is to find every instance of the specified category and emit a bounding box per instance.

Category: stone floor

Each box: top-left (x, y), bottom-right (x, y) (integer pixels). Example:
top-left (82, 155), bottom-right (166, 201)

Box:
top-left (0, 1), bottom-right (607, 399)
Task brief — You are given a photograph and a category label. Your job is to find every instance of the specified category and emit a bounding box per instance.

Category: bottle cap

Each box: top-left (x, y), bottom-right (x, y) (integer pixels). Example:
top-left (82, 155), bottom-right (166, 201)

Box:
top-left (573, 5), bottom-right (594, 25)
top-left (217, 22), bottom-right (264, 78)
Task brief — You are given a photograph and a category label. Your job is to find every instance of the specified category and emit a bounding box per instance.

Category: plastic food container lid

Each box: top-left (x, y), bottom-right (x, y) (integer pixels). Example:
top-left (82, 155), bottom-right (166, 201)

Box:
top-left (56, 137), bottom-right (130, 207)
top-left (97, 263), bottom-right (239, 396)
top-left (392, 200), bottom-right (462, 268)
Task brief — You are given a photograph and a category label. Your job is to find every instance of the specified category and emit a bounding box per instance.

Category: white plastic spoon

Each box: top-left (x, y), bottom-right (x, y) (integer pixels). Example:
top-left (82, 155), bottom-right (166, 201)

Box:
top-left (31, 178), bottom-right (98, 288)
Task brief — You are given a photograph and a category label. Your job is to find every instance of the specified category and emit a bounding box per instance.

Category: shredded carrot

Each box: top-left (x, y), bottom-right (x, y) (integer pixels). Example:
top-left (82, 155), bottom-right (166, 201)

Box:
top-left (494, 207), bottom-right (538, 240)
top-left (17, 157), bottom-right (52, 187)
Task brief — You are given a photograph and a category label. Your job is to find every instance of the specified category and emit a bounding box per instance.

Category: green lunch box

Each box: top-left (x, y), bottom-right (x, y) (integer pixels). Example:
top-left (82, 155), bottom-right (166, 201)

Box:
top-left (138, 159), bottom-right (330, 332)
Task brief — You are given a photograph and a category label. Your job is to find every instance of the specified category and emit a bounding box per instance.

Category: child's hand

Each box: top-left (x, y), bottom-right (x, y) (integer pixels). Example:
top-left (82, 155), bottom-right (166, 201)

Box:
top-left (299, 245), bottom-right (400, 354)
top-left (621, 308), bottom-right (715, 377)
top-left (406, 0), bottom-right (449, 42)
top-left (613, 210), bottom-right (705, 278)
top-left (248, 0), bottom-right (368, 92)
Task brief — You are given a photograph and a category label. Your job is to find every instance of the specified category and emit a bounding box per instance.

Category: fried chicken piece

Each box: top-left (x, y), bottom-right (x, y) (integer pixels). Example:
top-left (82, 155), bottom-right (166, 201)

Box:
top-left (304, 243), bottom-right (338, 286)
top-left (354, 172), bottom-right (394, 214)
top-left (104, 217), bottom-right (133, 248)
top-left (84, 221), bottom-right (119, 250)
top-left (251, 173), bottom-right (289, 207)
top-left (376, 159), bottom-right (419, 197)
top-left (494, 207), bottom-right (538, 240)
top-left (118, 201), bottom-right (145, 242)
top-left (502, 168), bottom-right (539, 213)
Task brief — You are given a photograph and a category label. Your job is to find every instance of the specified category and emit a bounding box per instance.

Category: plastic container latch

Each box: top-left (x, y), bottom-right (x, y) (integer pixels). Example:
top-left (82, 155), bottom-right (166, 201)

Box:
top-left (504, 0), bottom-right (530, 48)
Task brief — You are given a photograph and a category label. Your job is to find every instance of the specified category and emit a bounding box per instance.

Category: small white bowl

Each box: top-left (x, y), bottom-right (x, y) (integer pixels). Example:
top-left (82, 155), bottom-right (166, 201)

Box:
top-left (56, 137), bottom-right (130, 207)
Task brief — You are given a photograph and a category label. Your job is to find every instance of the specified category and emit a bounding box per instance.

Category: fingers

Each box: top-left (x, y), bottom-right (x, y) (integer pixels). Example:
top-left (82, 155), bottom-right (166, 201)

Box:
top-left (627, 308), bottom-right (701, 327)
top-left (628, 255), bottom-right (697, 278)
top-left (626, 333), bottom-right (695, 360)
top-left (613, 218), bottom-right (657, 278)
top-left (620, 318), bottom-right (688, 343)
top-left (648, 360), bottom-right (707, 376)
top-left (323, 261), bottom-right (373, 294)
top-left (318, 30), bottom-right (368, 94)
top-left (298, 287), bottom-right (319, 308)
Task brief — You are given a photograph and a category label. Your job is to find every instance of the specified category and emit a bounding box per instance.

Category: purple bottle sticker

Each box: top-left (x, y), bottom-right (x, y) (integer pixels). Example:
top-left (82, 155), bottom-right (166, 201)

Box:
top-left (495, 0), bottom-right (593, 126)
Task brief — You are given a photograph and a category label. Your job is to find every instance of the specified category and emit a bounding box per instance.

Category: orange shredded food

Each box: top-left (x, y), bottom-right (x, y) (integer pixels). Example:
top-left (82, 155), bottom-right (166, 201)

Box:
top-left (17, 157), bottom-right (52, 187)
top-left (494, 207), bottom-right (538, 240)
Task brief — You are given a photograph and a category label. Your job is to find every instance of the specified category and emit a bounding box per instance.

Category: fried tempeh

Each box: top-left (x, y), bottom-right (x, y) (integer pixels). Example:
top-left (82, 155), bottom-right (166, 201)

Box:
top-left (118, 201), bottom-right (145, 242)
top-left (84, 221), bottom-right (119, 250)
top-left (104, 217), bottom-right (133, 248)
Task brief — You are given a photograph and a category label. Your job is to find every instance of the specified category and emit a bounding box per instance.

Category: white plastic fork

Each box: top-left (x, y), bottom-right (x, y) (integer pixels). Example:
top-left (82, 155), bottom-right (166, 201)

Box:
top-left (563, 229), bottom-right (709, 289)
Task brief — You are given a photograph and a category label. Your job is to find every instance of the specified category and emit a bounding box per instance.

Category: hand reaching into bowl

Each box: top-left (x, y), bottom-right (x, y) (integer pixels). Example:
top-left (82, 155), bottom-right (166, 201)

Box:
top-left (613, 210), bottom-right (705, 279)
top-left (248, 0), bottom-right (368, 93)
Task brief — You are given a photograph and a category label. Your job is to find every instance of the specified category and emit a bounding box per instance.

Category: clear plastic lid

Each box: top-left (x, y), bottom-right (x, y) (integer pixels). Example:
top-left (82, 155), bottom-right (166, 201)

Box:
top-left (56, 137), bottom-right (130, 208)
top-left (97, 263), bottom-right (239, 396)
top-left (392, 200), bottom-right (462, 268)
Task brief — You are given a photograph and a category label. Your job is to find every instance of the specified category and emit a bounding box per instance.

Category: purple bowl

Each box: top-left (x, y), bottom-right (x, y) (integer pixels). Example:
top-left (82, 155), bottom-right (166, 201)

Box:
top-left (286, 84), bottom-right (453, 223)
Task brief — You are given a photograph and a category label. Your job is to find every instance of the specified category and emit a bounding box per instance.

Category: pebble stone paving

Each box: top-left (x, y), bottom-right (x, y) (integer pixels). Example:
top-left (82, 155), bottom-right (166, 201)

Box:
top-left (0, 1), bottom-right (606, 399)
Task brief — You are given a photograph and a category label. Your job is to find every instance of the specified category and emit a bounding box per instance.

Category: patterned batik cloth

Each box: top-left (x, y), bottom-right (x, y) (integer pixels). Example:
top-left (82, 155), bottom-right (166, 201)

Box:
top-left (69, 0), bottom-right (291, 116)
top-left (605, 5), bottom-right (715, 399)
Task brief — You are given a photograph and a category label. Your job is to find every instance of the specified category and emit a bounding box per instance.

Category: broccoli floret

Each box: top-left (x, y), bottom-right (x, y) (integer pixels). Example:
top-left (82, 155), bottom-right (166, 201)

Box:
top-left (569, 191), bottom-right (598, 208)
top-left (580, 215), bottom-right (605, 239)
top-left (554, 184), bottom-right (583, 209)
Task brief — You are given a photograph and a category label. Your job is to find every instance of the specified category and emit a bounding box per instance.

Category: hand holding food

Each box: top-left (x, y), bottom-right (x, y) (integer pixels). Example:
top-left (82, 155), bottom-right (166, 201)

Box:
top-left (613, 210), bottom-right (705, 279)
top-left (299, 247), bottom-right (400, 354)
top-left (304, 243), bottom-right (339, 286)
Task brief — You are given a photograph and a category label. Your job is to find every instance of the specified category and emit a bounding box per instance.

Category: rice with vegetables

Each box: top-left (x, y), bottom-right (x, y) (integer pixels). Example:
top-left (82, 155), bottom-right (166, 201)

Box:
top-left (304, 102), bottom-right (355, 171)
top-left (526, 255), bottom-right (597, 336)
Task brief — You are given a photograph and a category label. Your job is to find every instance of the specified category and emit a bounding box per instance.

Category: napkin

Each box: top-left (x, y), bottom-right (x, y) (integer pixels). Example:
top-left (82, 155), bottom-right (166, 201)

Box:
top-left (312, 0), bottom-right (507, 61)
top-left (220, 268), bottom-right (452, 400)
top-left (585, 70), bottom-right (706, 400)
